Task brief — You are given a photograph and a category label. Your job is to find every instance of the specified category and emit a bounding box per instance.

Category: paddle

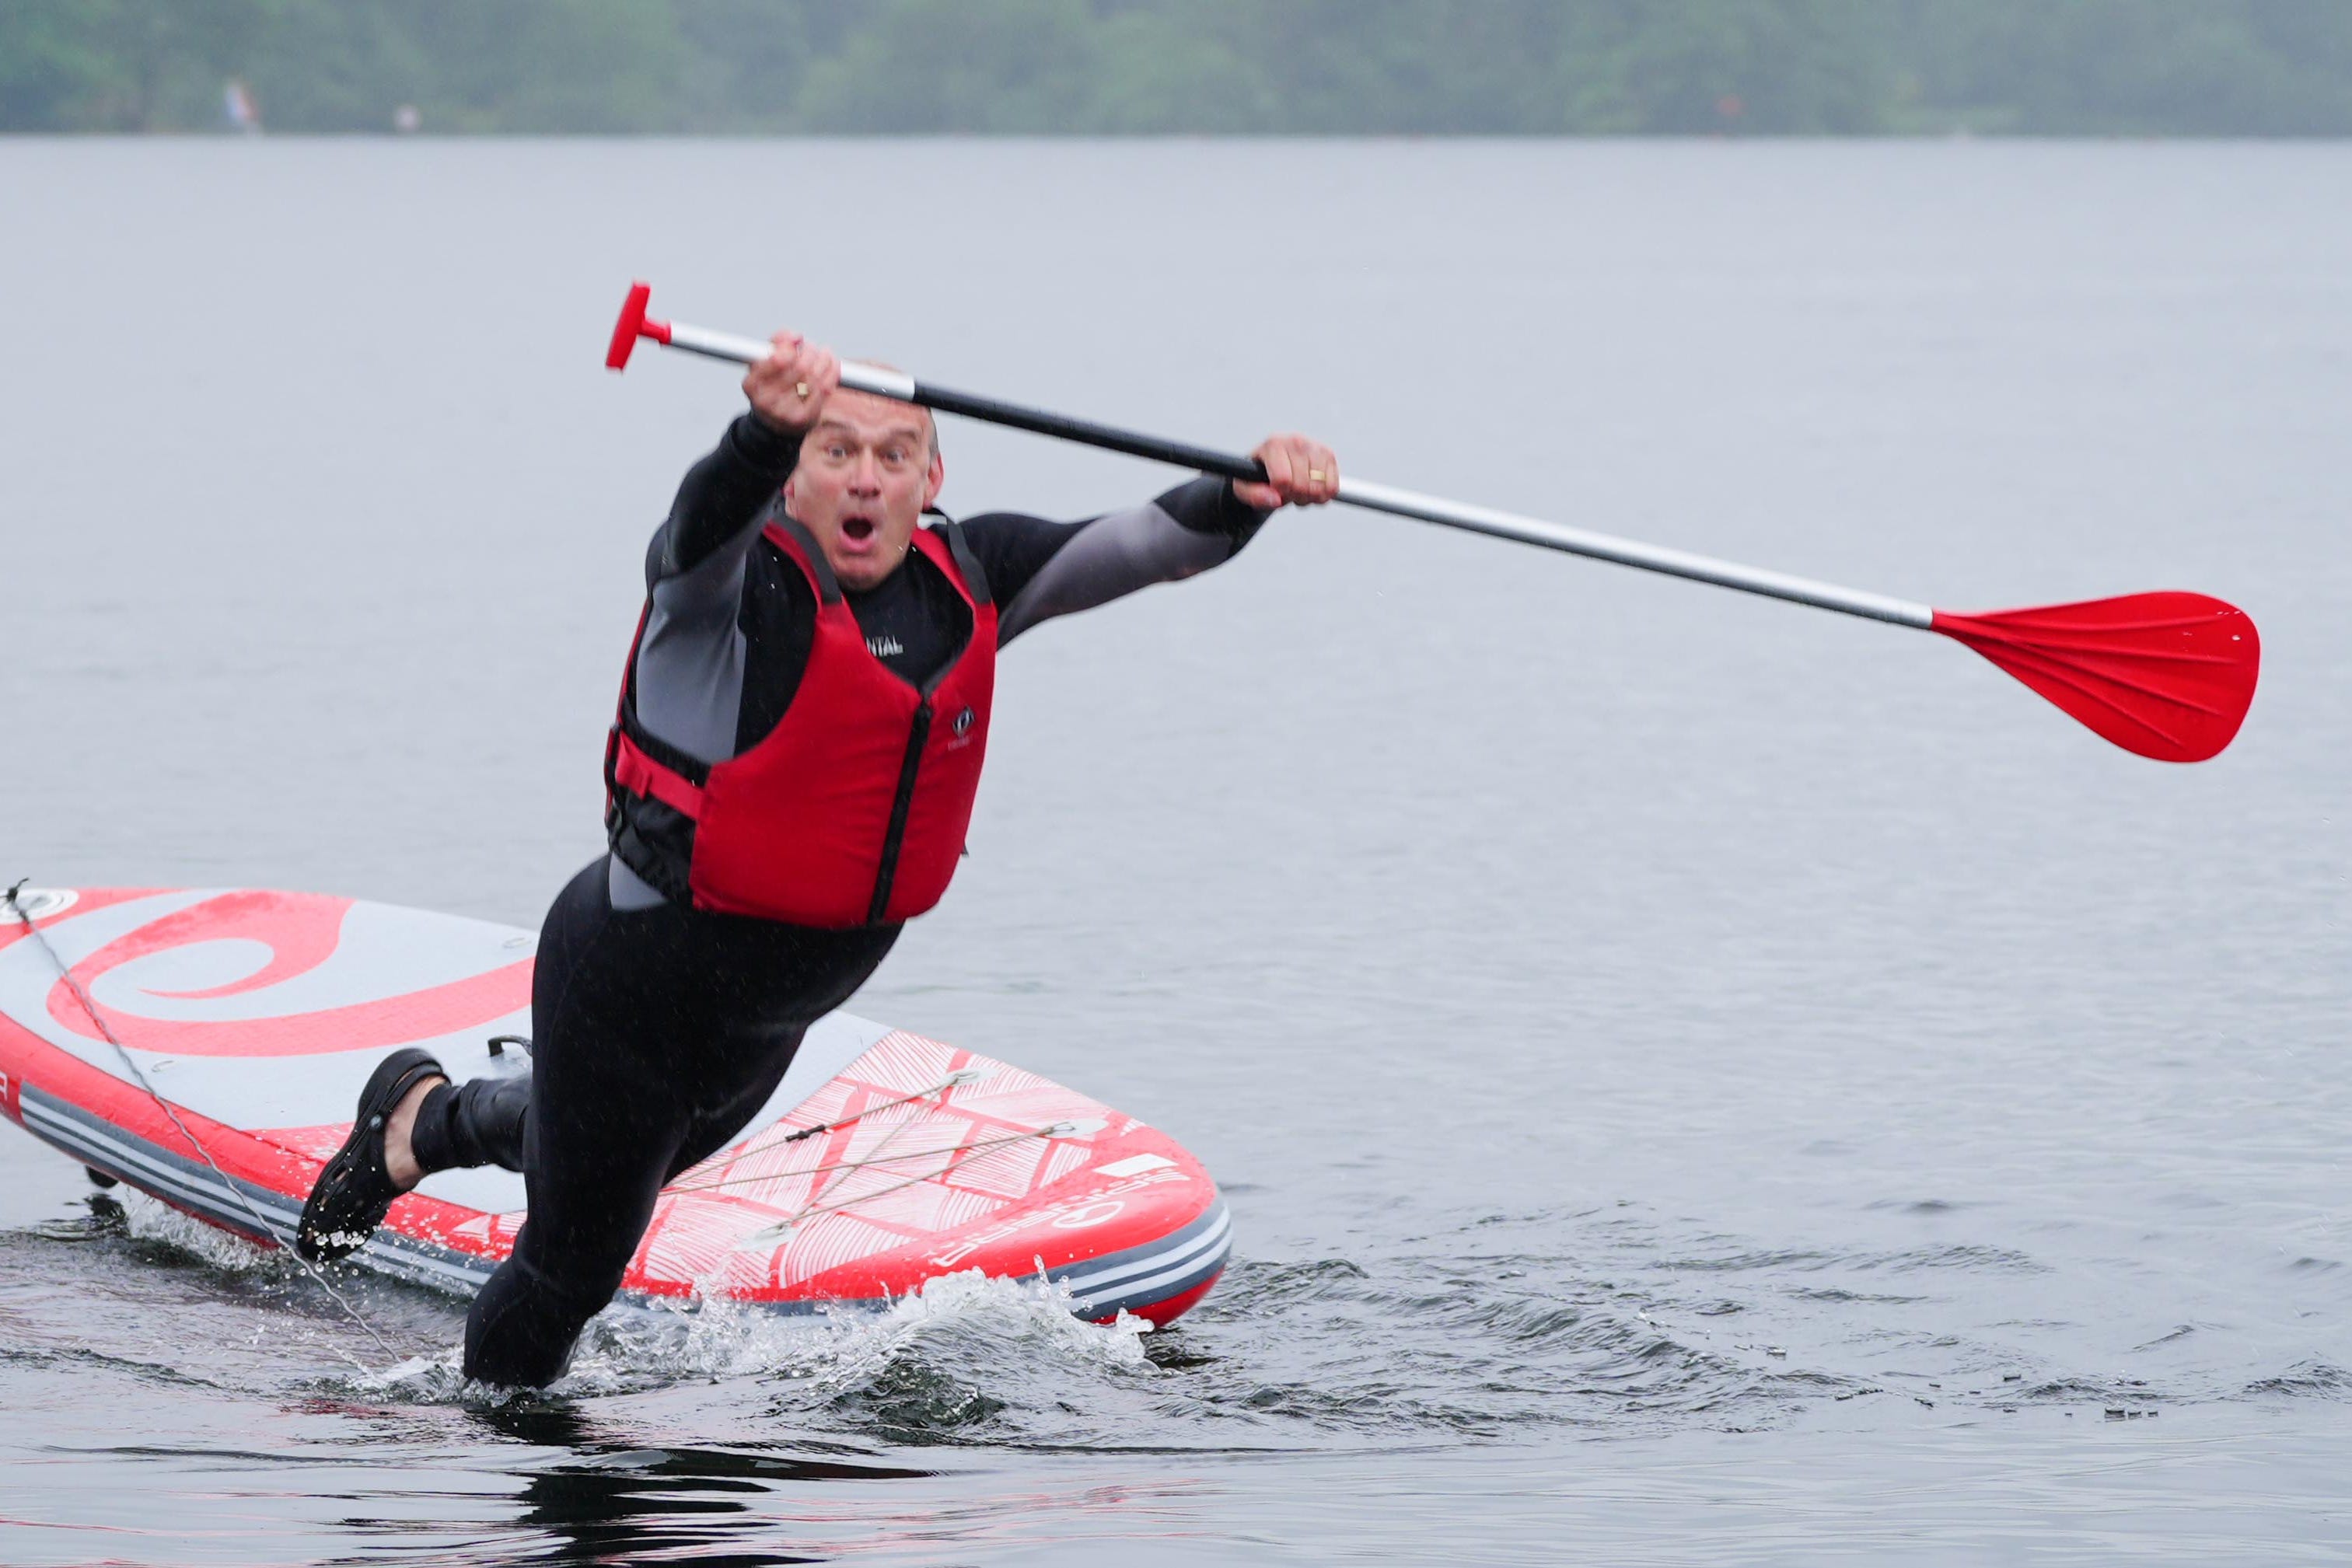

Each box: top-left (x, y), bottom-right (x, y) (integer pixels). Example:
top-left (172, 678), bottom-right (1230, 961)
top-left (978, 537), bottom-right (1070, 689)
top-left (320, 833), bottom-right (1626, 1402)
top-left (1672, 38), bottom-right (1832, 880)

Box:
top-left (604, 281), bottom-right (2259, 763)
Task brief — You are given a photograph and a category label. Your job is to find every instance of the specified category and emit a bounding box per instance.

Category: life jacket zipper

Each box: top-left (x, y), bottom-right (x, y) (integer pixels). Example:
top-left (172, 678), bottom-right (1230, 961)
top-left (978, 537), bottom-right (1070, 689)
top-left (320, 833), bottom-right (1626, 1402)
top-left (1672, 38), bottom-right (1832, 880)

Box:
top-left (867, 697), bottom-right (933, 924)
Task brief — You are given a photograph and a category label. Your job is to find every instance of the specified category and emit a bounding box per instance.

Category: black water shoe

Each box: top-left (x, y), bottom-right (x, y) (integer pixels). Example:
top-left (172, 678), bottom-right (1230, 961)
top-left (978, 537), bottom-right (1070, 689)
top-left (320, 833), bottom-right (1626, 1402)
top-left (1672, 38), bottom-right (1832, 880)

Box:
top-left (295, 1047), bottom-right (445, 1262)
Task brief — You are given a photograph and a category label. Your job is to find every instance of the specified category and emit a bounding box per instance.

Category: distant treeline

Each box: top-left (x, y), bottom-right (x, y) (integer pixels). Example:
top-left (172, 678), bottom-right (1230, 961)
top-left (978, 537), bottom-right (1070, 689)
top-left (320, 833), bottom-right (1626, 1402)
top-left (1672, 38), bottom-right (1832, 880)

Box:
top-left (5, 0), bottom-right (2350, 136)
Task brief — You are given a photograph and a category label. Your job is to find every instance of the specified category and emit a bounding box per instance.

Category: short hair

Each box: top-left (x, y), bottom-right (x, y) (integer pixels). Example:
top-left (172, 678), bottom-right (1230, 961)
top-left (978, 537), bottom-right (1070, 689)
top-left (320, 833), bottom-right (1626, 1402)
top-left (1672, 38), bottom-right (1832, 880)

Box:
top-left (855, 361), bottom-right (938, 459)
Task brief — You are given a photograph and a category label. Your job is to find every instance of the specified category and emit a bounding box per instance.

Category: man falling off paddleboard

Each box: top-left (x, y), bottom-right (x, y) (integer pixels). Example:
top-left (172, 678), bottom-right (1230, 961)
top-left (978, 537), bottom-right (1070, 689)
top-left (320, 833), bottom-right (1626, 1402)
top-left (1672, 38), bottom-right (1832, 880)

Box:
top-left (295, 331), bottom-right (1338, 1385)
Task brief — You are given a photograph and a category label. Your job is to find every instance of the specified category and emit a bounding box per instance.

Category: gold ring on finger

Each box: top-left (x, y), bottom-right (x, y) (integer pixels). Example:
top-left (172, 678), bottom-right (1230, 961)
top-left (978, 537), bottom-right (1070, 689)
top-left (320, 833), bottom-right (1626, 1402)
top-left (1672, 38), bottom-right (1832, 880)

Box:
top-left (795, 381), bottom-right (811, 398)
top-left (1309, 469), bottom-right (1326, 482)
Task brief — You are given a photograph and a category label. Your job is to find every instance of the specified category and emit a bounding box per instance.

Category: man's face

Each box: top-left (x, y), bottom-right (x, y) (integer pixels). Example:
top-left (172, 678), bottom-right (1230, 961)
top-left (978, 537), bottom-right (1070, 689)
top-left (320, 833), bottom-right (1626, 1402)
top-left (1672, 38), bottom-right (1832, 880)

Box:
top-left (783, 391), bottom-right (942, 593)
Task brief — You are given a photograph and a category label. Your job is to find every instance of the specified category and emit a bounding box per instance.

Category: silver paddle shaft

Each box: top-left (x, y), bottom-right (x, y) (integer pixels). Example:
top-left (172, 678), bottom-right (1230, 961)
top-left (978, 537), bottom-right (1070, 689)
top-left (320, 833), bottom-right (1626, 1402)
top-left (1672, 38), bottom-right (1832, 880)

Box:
top-left (1337, 477), bottom-right (1932, 627)
top-left (651, 321), bottom-right (1934, 629)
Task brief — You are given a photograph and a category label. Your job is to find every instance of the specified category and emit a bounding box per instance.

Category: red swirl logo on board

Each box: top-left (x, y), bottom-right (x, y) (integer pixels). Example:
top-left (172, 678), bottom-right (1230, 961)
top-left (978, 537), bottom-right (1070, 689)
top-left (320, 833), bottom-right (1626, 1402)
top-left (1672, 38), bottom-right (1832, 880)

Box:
top-left (46, 891), bottom-right (529, 1058)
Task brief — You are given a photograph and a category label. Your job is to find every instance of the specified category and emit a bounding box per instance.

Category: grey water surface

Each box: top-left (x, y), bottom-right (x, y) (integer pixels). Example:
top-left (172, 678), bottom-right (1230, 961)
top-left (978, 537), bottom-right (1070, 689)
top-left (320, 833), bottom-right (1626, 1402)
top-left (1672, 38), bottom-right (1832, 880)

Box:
top-left (1, 138), bottom-right (2346, 1564)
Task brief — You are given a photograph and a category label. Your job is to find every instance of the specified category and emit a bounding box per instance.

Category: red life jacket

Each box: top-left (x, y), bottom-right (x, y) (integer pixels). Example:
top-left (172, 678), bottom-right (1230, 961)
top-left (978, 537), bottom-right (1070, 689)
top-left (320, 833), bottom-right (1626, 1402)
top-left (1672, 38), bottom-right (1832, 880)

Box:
top-left (604, 515), bottom-right (997, 927)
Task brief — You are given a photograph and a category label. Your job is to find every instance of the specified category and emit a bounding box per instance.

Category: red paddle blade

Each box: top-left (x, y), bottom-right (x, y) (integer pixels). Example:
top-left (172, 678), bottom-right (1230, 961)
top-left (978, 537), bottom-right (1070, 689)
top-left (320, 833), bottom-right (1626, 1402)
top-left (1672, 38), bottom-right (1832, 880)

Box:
top-left (1931, 592), bottom-right (2259, 763)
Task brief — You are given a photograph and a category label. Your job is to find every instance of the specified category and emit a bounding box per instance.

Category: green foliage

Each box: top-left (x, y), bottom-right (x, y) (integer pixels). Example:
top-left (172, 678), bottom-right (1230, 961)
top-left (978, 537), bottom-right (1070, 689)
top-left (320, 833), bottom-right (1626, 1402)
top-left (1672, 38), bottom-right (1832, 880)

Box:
top-left (2, 0), bottom-right (2348, 135)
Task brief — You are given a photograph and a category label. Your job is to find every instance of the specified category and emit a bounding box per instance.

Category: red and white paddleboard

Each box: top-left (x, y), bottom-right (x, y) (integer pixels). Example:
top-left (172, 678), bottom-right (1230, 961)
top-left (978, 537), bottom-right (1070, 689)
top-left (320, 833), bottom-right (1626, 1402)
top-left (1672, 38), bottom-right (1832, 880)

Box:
top-left (0, 886), bottom-right (1228, 1326)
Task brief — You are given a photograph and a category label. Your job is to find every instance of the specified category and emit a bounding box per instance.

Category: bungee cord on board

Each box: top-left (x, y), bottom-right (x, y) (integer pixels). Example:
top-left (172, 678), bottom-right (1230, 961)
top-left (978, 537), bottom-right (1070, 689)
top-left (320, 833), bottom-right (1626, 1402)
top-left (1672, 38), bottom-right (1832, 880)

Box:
top-left (779, 1066), bottom-right (977, 1217)
top-left (667, 1061), bottom-right (1092, 1249)
top-left (722, 1130), bottom-right (1075, 1253)
top-left (4, 878), bottom-right (400, 1367)
top-left (774, 1066), bottom-right (993, 1145)
top-left (667, 1123), bottom-right (1075, 1199)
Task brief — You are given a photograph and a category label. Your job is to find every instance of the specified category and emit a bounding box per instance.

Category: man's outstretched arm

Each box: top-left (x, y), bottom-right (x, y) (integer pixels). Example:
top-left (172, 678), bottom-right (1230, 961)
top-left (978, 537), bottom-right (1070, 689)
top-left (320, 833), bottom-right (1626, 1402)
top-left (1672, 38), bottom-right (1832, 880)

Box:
top-left (977, 433), bottom-right (1340, 645)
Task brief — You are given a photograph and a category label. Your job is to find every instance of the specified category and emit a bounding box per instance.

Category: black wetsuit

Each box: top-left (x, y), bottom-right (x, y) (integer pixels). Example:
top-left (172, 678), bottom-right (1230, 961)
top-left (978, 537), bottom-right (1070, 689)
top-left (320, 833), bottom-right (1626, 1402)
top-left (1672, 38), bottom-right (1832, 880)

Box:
top-left (410, 414), bottom-right (1267, 1385)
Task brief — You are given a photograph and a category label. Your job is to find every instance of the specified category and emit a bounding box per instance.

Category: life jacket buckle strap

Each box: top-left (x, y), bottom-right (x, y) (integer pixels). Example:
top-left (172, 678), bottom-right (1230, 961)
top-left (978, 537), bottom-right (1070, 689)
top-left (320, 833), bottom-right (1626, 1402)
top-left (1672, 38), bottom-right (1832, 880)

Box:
top-left (610, 730), bottom-right (707, 822)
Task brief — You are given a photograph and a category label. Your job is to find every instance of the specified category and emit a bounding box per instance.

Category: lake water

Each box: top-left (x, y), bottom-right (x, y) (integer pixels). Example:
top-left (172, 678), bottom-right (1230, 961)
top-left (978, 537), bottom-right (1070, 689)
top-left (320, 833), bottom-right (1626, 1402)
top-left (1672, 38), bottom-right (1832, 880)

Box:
top-left (1, 138), bottom-right (2347, 1564)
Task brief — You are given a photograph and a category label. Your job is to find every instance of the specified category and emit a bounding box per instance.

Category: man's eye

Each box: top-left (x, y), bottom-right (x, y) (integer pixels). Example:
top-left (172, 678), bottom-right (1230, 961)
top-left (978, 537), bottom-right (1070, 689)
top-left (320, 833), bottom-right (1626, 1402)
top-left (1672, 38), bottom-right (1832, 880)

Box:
top-left (882, 447), bottom-right (906, 464)
top-left (825, 445), bottom-right (849, 460)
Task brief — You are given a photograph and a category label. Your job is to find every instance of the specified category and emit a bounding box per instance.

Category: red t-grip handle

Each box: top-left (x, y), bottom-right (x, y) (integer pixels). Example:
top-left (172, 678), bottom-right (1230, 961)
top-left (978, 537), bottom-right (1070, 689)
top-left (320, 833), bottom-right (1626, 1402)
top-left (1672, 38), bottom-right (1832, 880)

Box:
top-left (605, 281), bottom-right (672, 370)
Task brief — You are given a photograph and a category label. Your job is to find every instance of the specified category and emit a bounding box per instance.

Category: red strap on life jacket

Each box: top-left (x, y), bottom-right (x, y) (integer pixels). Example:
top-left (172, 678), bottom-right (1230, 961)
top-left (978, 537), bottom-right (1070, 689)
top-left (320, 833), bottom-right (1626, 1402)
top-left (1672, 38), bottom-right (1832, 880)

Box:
top-left (609, 730), bottom-right (704, 822)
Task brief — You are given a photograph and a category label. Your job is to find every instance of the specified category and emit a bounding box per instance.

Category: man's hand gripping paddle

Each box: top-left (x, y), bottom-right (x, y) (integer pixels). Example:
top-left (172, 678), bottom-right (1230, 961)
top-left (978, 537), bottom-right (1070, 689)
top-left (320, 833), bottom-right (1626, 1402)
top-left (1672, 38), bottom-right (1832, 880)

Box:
top-left (606, 281), bottom-right (2259, 763)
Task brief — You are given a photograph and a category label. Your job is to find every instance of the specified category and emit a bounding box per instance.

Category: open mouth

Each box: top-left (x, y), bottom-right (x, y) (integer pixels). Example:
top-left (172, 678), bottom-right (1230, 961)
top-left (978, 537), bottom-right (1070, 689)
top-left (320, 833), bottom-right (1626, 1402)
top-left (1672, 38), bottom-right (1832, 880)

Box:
top-left (840, 516), bottom-right (877, 544)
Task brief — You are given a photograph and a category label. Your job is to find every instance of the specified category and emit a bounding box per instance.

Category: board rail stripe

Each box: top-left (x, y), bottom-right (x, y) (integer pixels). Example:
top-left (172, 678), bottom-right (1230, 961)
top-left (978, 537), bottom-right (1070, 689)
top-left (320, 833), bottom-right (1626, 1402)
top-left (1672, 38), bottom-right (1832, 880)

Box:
top-left (21, 1081), bottom-right (1230, 1323)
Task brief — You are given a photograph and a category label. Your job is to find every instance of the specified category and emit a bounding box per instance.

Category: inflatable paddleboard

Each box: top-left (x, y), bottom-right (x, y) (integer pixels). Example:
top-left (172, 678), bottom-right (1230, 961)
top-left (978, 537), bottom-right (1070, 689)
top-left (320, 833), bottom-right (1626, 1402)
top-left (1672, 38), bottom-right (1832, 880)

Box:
top-left (0, 886), bottom-right (1228, 1325)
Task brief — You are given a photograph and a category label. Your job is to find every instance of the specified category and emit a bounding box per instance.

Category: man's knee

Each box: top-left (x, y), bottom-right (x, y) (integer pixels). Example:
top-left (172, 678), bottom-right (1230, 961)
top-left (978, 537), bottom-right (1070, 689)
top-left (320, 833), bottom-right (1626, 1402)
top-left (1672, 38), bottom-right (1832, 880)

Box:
top-left (461, 1240), bottom-right (630, 1387)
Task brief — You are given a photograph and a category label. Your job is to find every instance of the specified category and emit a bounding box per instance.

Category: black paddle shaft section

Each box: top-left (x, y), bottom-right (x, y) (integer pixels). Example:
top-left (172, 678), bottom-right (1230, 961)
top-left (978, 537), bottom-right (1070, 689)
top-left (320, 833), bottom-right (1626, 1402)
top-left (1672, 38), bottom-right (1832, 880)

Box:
top-left (905, 378), bottom-right (1270, 486)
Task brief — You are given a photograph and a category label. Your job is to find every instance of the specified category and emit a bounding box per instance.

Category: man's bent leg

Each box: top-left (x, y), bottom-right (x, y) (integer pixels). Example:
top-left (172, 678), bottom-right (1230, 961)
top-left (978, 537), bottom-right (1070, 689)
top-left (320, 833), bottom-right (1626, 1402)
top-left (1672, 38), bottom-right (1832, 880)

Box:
top-left (467, 1012), bottom-right (816, 1385)
top-left (460, 875), bottom-right (902, 1386)
top-left (459, 857), bottom-right (702, 1385)
top-left (458, 1019), bottom-right (690, 1385)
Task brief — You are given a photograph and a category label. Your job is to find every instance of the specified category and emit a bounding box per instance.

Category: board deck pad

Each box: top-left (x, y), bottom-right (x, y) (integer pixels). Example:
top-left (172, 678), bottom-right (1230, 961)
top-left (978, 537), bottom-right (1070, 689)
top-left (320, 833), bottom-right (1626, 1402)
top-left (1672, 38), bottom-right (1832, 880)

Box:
top-left (0, 888), bottom-right (1228, 1325)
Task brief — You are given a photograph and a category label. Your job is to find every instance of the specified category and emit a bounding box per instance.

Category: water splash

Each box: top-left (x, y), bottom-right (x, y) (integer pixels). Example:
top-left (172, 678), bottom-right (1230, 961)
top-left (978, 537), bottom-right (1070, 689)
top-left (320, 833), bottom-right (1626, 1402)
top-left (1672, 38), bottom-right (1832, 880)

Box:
top-left (350, 1266), bottom-right (1159, 1436)
top-left (117, 1189), bottom-right (281, 1275)
top-left (568, 1266), bottom-right (1154, 1395)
